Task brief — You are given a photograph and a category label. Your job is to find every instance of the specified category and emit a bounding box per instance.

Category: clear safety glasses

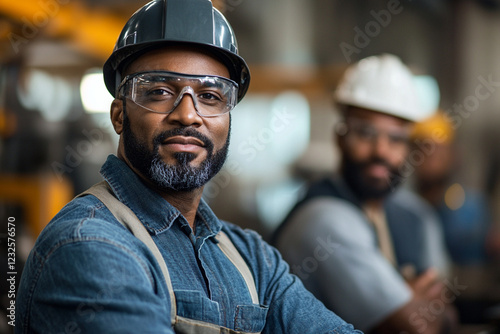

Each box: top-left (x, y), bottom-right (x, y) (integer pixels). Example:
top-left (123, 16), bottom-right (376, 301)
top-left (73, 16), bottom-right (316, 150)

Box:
top-left (336, 118), bottom-right (411, 149)
top-left (117, 71), bottom-right (239, 117)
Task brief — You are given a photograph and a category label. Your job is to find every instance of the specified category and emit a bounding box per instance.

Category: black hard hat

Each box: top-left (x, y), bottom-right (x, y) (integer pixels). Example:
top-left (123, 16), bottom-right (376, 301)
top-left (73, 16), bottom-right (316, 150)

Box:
top-left (103, 0), bottom-right (250, 102)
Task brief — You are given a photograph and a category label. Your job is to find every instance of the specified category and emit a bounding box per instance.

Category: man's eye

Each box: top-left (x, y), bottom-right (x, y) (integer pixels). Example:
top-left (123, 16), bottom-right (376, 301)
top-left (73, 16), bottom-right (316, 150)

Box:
top-left (148, 88), bottom-right (169, 96)
top-left (143, 86), bottom-right (174, 99)
top-left (357, 127), bottom-right (376, 138)
top-left (199, 92), bottom-right (222, 101)
top-left (389, 134), bottom-right (409, 144)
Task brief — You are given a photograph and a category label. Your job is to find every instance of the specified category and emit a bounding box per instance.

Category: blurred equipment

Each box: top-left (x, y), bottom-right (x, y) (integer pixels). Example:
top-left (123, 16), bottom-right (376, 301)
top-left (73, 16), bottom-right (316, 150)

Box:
top-left (0, 174), bottom-right (73, 237)
top-left (0, 0), bottom-right (125, 60)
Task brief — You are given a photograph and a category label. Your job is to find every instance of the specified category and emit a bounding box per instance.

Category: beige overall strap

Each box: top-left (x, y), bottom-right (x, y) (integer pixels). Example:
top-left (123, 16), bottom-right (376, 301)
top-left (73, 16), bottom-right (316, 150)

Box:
top-left (364, 206), bottom-right (397, 267)
top-left (215, 232), bottom-right (259, 305)
top-left (77, 181), bottom-right (177, 325)
top-left (78, 181), bottom-right (261, 332)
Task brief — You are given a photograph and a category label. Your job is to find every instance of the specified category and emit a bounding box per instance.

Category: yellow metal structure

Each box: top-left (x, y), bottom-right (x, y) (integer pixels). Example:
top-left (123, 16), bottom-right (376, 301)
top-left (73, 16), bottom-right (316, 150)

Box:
top-left (0, 174), bottom-right (73, 237)
top-left (0, 0), bottom-right (127, 60)
top-left (0, 107), bottom-right (17, 139)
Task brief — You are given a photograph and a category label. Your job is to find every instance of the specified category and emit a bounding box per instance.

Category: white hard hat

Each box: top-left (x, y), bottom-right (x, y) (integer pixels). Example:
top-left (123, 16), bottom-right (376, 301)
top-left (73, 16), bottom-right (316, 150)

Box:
top-left (334, 54), bottom-right (431, 122)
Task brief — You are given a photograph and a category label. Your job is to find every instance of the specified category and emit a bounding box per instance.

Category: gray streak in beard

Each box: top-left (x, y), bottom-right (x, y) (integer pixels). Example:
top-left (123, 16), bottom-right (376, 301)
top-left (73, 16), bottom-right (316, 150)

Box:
top-left (149, 154), bottom-right (214, 191)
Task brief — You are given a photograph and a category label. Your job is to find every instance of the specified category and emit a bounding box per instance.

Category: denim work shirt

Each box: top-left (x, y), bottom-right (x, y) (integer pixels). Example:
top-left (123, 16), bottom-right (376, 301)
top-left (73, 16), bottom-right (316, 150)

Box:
top-left (16, 155), bottom-right (361, 334)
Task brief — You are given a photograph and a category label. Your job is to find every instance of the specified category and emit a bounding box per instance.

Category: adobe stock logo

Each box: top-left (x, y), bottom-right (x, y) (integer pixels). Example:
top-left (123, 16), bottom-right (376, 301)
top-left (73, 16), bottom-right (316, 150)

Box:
top-left (9, 0), bottom-right (72, 54)
top-left (340, 0), bottom-right (410, 63)
top-left (51, 128), bottom-right (104, 181)
top-left (387, 71), bottom-right (500, 189)
top-left (291, 234), bottom-right (341, 280)
top-left (203, 104), bottom-right (297, 199)
top-left (404, 277), bottom-right (467, 333)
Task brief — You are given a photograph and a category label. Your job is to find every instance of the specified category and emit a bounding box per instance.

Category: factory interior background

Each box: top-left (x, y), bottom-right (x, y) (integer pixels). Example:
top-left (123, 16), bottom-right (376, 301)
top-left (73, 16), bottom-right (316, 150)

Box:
top-left (2, 0), bottom-right (500, 332)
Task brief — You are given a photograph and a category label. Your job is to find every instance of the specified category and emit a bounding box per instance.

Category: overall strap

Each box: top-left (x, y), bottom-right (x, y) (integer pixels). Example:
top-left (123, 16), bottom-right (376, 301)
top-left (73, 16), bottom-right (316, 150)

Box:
top-left (215, 232), bottom-right (259, 305)
top-left (76, 181), bottom-right (177, 324)
top-left (77, 181), bottom-right (260, 330)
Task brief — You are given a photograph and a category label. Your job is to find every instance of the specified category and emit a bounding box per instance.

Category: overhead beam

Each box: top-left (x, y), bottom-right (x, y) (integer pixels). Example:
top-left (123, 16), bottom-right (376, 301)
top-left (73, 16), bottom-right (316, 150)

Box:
top-left (0, 0), bottom-right (127, 60)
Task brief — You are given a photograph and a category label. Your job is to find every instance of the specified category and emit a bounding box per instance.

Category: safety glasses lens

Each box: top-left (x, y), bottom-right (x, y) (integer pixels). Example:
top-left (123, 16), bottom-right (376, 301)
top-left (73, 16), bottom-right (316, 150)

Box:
top-left (121, 71), bottom-right (237, 117)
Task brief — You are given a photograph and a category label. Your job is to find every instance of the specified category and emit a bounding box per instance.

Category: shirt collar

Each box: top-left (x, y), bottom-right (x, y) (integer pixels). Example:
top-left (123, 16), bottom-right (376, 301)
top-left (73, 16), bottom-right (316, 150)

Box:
top-left (100, 155), bottom-right (222, 237)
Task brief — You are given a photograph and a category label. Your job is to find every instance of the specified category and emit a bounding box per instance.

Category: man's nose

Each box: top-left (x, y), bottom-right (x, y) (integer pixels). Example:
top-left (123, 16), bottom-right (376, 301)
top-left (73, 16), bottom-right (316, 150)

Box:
top-left (372, 133), bottom-right (392, 158)
top-left (167, 92), bottom-right (203, 126)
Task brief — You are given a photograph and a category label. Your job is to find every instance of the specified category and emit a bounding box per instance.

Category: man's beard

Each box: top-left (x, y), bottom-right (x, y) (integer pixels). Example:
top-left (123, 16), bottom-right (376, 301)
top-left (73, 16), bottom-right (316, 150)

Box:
top-left (122, 114), bottom-right (230, 192)
top-left (342, 154), bottom-right (404, 201)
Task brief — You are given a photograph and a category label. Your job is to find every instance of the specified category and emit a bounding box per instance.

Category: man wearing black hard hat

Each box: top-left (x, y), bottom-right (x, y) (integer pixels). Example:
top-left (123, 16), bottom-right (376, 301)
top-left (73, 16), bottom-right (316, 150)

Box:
top-left (16, 1), bottom-right (361, 333)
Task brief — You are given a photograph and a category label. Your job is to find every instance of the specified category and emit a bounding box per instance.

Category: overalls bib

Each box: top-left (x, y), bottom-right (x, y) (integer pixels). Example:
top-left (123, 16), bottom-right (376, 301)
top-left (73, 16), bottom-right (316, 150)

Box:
top-left (78, 182), bottom-right (261, 334)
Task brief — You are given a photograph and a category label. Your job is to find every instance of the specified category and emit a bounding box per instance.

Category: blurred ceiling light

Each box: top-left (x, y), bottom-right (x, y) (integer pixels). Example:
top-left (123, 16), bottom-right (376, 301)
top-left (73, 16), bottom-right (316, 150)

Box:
top-left (80, 70), bottom-right (114, 114)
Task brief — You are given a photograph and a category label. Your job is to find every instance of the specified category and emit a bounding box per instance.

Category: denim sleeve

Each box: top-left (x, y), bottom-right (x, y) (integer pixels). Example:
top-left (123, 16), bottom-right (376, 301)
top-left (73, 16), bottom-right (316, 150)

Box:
top-left (223, 223), bottom-right (363, 334)
top-left (16, 233), bottom-right (173, 334)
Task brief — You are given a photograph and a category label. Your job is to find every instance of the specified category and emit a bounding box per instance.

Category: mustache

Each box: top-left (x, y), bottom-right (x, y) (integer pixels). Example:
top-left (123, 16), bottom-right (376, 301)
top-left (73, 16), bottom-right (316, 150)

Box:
top-left (361, 157), bottom-right (393, 169)
top-left (153, 127), bottom-right (214, 153)
top-left (359, 157), bottom-right (400, 177)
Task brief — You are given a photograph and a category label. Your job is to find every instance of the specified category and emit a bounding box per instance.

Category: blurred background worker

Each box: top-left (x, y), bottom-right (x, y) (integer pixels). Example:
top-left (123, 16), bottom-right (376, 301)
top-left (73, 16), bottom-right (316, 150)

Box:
top-left (273, 54), bottom-right (456, 334)
top-left (410, 111), bottom-right (491, 266)
top-left (408, 111), bottom-right (500, 328)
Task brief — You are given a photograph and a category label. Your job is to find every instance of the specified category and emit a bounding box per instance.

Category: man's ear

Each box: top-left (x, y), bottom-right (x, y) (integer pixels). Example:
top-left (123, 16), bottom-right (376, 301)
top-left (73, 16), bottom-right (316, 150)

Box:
top-left (110, 99), bottom-right (124, 135)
